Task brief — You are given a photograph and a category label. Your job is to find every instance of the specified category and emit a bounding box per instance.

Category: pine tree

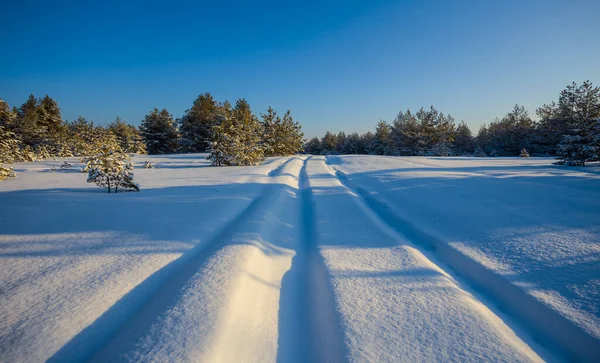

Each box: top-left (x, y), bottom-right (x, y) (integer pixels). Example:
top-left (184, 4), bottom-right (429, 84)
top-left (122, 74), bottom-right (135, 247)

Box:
top-left (453, 121), bottom-right (474, 155)
top-left (303, 137), bottom-right (322, 154)
top-left (38, 95), bottom-right (63, 138)
top-left (0, 164), bottom-right (16, 180)
top-left (279, 110), bottom-right (304, 155)
top-left (342, 133), bottom-right (362, 154)
top-left (180, 93), bottom-right (218, 152)
top-left (361, 132), bottom-right (376, 154)
top-left (261, 106), bottom-right (279, 157)
top-left (208, 101), bottom-right (236, 166)
top-left (14, 94), bottom-right (43, 146)
top-left (0, 126), bottom-right (22, 163)
top-left (520, 148), bottom-right (530, 157)
top-left (555, 81), bottom-right (600, 166)
top-left (229, 99), bottom-right (264, 165)
top-left (391, 110), bottom-right (420, 155)
top-left (84, 145), bottom-right (140, 193)
top-left (109, 117), bottom-right (147, 154)
top-left (0, 99), bottom-right (16, 128)
top-left (140, 108), bottom-right (180, 154)
top-left (320, 132), bottom-right (337, 154)
top-left (374, 120), bottom-right (393, 155)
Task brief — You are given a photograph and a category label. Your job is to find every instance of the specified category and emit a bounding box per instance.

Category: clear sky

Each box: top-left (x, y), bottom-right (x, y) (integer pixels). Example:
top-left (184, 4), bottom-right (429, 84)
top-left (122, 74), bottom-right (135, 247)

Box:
top-left (1, 0), bottom-right (599, 138)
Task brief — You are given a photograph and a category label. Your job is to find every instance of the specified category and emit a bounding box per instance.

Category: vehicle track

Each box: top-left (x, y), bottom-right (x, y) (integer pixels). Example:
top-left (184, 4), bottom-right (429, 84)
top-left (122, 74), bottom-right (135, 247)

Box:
top-left (326, 158), bottom-right (597, 362)
top-left (307, 156), bottom-right (547, 362)
top-left (276, 156), bottom-right (348, 363)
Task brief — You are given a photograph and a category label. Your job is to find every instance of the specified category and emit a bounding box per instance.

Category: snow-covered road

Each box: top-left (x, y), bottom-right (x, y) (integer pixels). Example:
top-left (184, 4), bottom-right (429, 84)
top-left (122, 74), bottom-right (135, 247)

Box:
top-left (1, 154), bottom-right (598, 362)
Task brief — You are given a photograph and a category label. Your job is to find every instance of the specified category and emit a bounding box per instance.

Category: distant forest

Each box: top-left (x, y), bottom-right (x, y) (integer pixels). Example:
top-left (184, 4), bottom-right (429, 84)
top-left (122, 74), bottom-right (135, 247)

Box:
top-left (305, 81), bottom-right (600, 166)
top-left (1, 81), bottom-right (599, 173)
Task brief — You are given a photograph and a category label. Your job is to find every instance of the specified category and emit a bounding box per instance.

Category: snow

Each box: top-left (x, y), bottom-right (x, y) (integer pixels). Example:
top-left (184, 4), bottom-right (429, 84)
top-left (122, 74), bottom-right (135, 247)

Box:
top-left (1, 154), bottom-right (598, 362)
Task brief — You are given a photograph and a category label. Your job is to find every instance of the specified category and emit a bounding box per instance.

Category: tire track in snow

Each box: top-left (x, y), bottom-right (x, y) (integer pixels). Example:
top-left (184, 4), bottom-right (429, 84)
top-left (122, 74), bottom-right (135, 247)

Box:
top-left (326, 159), bottom-right (592, 362)
top-left (276, 156), bottom-right (349, 363)
top-left (48, 156), bottom-right (301, 363)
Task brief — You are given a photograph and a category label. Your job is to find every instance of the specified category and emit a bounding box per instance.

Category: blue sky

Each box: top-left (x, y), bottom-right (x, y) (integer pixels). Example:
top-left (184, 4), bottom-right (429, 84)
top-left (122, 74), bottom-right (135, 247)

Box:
top-left (1, 0), bottom-right (599, 138)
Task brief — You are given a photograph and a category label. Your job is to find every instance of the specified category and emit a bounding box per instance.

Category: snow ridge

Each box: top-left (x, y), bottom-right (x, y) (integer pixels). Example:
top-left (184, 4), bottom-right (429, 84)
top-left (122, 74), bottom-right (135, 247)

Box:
top-left (277, 156), bottom-right (349, 363)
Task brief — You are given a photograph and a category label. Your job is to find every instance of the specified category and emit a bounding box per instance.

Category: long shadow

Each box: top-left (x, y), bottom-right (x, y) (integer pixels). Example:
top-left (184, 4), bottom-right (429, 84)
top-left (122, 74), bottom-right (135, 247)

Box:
top-left (47, 182), bottom-right (297, 362)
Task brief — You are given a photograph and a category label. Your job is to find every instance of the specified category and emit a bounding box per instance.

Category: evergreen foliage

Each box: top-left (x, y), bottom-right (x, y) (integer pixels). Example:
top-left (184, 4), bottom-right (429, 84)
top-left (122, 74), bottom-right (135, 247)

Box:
top-left (140, 108), bottom-right (180, 154)
top-left (261, 107), bottom-right (304, 156)
top-left (0, 126), bottom-right (22, 164)
top-left (109, 117), bottom-right (147, 154)
top-left (84, 145), bottom-right (140, 193)
top-left (554, 81), bottom-right (600, 166)
top-left (0, 164), bottom-right (16, 180)
top-left (179, 93), bottom-right (218, 152)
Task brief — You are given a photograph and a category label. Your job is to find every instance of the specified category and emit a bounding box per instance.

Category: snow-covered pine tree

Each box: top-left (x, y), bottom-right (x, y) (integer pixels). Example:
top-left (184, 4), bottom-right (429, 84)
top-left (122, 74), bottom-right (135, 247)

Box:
top-left (35, 145), bottom-right (52, 160)
top-left (180, 93), bottom-right (218, 153)
top-left (555, 81), bottom-right (600, 166)
top-left (208, 101), bottom-right (235, 166)
top-left (261, 107), bottom-right (304, 156)
top-left (108, 117), bottom-right (147, 154)
top-left (261, 107), bottom-right (278, 157)
top-left (0, 99), bottom-right (16, 128)
top-left (229, 99), bottom-right (264, 165)
top-left (0, 164), bottom-right (16, 180)
top-left (0, 126), bottom-right (22, 164)
top-left (84, 145), bottom-right (140, 193)
top-left (520, 148), bottom-right (530, 157)
top-left (140, 108), bottom-right (180, 154)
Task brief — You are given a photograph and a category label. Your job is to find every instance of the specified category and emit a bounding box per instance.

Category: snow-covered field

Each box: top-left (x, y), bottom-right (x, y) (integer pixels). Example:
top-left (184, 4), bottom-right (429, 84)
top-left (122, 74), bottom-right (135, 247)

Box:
top-left (0, 154), bottom-right (598, 362)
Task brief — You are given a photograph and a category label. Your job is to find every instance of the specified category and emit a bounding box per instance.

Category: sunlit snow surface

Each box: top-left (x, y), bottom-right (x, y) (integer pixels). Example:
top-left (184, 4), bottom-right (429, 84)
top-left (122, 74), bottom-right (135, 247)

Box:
top-left (0, 154), bottom-right (598, 362)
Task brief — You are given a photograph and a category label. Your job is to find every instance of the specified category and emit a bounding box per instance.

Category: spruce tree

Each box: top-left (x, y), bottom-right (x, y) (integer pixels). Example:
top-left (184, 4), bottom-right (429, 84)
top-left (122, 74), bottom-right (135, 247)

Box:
top-left (140, 108), bottom-right (180, 154)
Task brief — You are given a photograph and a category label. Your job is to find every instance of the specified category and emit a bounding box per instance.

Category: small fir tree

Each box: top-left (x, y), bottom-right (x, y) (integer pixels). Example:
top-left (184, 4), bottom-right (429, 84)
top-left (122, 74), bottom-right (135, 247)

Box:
top-left (520, 148), bottom-right (530, 157)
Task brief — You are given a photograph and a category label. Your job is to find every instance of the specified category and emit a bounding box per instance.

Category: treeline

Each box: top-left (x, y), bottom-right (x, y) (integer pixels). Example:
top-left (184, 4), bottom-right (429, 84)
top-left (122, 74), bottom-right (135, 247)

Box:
top-left (304, 81), bottom-right (600, 165)
top-left (0, 92), bottom-right (304, 171)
